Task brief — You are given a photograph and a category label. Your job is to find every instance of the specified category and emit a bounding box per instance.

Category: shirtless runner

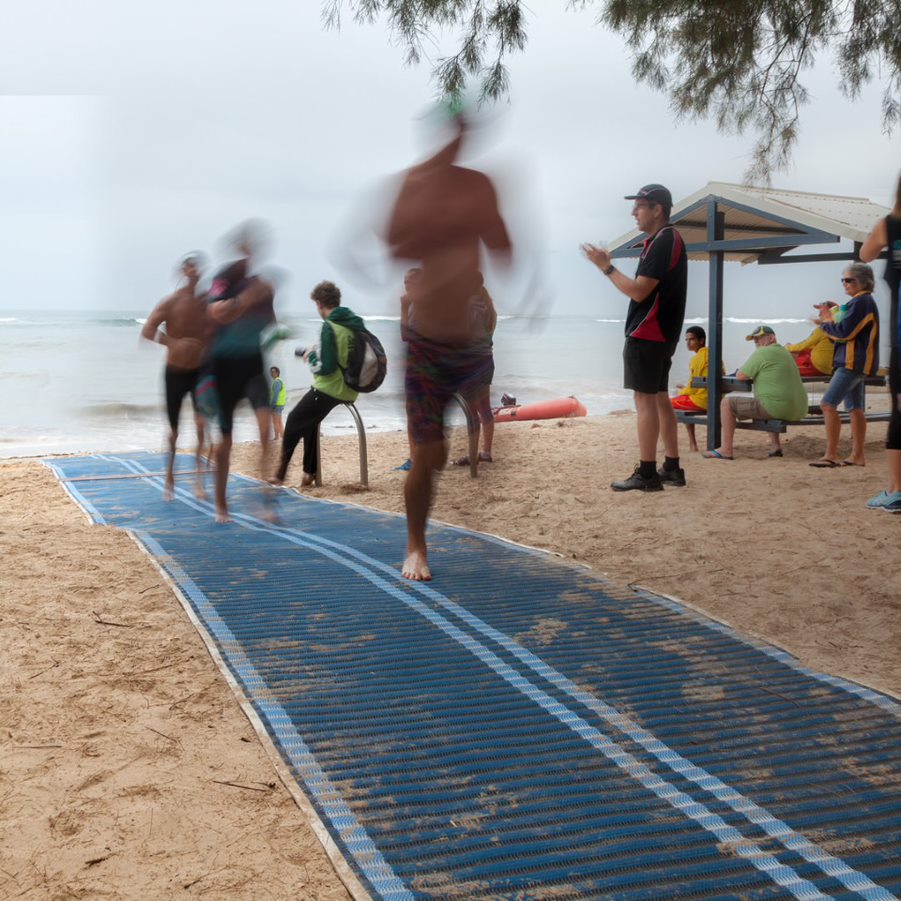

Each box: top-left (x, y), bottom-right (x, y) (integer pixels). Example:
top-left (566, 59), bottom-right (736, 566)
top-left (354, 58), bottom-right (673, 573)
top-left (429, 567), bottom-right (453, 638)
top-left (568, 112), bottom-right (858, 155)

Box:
top-left (384, 107), bottom-right (512, 580)
top-left (141, 253), bottom-right (212, 500)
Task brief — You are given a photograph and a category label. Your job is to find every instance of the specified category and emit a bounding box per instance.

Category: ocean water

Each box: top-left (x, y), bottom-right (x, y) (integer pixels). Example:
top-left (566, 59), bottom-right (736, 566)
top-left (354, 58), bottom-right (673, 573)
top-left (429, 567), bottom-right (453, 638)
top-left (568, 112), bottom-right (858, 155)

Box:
top-left (0, 310), bottom-right (819, 459)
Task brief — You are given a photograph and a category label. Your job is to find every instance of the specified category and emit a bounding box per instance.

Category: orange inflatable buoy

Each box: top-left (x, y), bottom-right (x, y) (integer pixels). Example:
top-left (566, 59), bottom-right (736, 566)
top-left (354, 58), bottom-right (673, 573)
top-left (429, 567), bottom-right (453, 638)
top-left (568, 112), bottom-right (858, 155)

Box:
top-left (492, 396), bottom-right (587, 423)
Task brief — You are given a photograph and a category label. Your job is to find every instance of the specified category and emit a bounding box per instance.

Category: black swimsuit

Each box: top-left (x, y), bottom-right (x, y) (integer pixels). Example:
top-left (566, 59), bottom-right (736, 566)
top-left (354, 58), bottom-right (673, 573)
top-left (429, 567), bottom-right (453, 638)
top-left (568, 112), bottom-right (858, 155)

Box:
top-left (164, 366), bottom-right (201, 430)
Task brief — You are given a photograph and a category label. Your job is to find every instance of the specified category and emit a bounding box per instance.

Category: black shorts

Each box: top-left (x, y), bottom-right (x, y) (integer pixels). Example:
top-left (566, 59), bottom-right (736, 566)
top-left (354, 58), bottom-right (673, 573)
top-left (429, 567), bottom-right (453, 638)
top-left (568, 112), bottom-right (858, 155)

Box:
top-left (212, 353), bottom-right (269, 435)
top-left (623, 337), bottom-right (676, 395)
top-left (164, 366), bottom-right (200, 430)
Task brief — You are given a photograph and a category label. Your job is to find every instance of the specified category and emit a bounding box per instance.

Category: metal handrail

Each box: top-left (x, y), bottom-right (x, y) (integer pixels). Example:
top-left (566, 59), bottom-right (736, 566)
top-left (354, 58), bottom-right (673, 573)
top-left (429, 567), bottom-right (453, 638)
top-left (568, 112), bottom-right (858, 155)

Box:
top-left (315, 402), bottom-right (368, 488)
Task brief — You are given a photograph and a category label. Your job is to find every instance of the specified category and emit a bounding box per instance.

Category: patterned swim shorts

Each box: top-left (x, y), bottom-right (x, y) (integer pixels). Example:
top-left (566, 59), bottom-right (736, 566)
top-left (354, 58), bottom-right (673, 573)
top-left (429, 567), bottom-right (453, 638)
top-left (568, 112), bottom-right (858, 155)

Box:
top-left (405, 332), bottom-right (494, 444)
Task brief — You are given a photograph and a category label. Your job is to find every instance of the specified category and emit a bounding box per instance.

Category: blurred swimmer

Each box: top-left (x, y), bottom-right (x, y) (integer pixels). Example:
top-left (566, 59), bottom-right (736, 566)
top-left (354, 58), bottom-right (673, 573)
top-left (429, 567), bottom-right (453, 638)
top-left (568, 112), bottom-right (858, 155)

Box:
top-left (384, 104), bottom-right (513, 580)
top-left (394, 266), bottom-right (421, 471)
top-left (141, 252), bottom-right (213, 501)
top-left (207, 220), bottom-right (278, 523)
top-left (451, 273), bottom-right (498, 468)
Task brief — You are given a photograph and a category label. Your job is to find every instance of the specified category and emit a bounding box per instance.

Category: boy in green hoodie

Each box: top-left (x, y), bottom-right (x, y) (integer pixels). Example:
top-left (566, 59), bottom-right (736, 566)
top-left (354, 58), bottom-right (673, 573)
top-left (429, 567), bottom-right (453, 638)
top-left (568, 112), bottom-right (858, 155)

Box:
top-left (270, 281), bottom-right (363, 485)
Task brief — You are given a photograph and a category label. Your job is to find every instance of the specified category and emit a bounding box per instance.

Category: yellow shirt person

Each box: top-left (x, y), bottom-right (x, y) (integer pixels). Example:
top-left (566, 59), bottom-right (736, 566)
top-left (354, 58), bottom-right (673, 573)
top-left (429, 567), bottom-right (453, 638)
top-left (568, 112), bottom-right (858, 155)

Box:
top-left (785, 326), bottom-right (834, 377)
top-left (671, 327), bottom-right (723, 453)
top-left (675, 345), bottom-right (712, 410)
top-left (672, 329), bottom-right (714, 412)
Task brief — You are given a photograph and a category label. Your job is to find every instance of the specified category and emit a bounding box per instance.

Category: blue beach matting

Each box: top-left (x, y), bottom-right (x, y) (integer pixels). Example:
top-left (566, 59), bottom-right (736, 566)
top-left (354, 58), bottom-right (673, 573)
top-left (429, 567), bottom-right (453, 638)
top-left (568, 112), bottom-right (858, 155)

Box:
top-left (46, 451), bottom-right (901, 901)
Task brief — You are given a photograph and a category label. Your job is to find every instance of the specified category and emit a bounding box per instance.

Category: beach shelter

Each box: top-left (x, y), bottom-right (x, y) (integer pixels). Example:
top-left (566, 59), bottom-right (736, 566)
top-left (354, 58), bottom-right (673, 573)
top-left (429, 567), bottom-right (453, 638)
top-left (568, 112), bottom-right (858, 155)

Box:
top-left (607, 181), bottom-right (889, 448)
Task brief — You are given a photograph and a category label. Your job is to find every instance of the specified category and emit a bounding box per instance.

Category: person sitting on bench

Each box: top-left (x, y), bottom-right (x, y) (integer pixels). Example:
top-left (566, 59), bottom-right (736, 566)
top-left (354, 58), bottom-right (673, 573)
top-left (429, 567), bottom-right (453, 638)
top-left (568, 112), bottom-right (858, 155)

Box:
top-left (703, 326), bottom-right (807, 460)
top-left (670, 325), bottom-right (718, 453)
top-left (785, 306), bottom-right (836, 377)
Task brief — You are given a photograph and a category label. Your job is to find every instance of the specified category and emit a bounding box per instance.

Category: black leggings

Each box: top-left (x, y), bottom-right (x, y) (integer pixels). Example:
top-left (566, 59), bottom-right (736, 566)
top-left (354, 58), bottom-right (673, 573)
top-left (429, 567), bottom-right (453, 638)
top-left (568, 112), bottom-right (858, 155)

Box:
top-left (212, 353), bottom-right (268, 435)
top-left (888, 347), bottom-right (901, 451)
top-left (276, 389), bottom-right (343, 481)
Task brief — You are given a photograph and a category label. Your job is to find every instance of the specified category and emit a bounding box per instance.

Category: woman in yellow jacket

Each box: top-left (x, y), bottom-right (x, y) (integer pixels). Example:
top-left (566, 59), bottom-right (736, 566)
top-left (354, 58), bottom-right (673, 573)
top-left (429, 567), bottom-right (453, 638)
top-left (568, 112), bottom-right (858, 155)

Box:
top-left (785, 307), bottom-right (836, 377)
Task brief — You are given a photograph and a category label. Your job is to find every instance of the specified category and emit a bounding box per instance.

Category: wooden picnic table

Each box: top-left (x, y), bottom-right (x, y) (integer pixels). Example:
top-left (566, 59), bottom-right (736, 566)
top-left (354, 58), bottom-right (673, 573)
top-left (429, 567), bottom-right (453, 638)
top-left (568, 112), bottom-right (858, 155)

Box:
top-left (690, 374), bottom-right (886, 392)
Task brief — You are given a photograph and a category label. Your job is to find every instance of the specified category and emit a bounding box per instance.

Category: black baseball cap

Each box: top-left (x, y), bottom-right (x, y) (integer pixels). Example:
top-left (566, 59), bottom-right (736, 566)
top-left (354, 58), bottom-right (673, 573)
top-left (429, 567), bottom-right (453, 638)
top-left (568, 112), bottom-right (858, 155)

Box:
top-left (624, 184), bottom-right (673, 207)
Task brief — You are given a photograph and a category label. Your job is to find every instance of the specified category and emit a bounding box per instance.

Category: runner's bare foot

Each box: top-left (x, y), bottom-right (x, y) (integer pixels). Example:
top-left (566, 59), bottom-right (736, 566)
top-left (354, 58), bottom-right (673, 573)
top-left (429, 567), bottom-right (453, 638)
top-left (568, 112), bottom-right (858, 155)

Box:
top-left (402, 550), bottom-right (432, 581)
top-left (300, 473), bottom-right (315, 487)
top-left (266, 476), bottom-right (284, 486)
top-left (255, 504), bottom-right (279, 524)
top-left (256, 485), bottom-right (279, 523)
top-left (215, 505), bottom-right (232, 524)
top-left (163, 481), bottom-right (174, 501)
top-left (194, 479), bottom-right (208, 500)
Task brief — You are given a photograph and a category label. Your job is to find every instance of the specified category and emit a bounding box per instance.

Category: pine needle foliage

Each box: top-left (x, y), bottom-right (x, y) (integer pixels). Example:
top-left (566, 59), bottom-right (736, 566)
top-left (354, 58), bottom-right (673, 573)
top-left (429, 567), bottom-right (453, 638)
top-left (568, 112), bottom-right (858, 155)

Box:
top-left (324, 0), bottom-right (901, 181)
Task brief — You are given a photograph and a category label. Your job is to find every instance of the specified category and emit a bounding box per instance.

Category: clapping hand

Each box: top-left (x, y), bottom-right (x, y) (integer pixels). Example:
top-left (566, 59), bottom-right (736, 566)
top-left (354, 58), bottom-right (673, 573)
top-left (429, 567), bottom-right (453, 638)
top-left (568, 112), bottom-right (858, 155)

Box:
top-left (581, 243), bottom-right (611, 270)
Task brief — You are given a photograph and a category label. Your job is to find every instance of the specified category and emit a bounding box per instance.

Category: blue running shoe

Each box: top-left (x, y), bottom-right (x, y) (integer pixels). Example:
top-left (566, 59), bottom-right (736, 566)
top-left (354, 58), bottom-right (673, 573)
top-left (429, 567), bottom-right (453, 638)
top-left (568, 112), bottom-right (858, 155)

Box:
top-left (867, 489), bottom-right (901, 510)
top-left (393, 459), bottom-right (412, 472)
top-left (866, 490), bottom-right (890, 509)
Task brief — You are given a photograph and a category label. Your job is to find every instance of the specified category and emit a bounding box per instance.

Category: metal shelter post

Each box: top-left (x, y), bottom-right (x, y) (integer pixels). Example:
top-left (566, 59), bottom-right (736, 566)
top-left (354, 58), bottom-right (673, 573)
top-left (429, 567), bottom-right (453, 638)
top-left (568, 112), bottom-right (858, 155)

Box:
top-left (706, 204), bottom-right (726, 451)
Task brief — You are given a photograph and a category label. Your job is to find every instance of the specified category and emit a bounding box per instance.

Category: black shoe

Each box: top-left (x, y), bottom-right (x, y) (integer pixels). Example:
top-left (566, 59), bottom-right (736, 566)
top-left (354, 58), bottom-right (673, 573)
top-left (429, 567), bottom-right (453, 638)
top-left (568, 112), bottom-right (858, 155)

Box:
top-left (657, 466), bottom-right (686, 487)
top-left (611, 466), bottom-right (664, 492)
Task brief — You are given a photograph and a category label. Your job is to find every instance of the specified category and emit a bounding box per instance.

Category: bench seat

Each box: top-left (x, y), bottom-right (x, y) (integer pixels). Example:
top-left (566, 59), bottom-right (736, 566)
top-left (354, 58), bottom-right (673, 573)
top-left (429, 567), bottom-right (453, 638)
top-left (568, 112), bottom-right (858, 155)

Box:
top-left (675, 409), bottom-right (892, 434)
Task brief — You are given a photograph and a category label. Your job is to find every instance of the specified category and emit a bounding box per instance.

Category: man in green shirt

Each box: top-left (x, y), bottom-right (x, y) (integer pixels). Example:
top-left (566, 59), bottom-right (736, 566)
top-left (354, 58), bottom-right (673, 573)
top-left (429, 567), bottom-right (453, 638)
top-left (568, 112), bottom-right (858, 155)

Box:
top-left (703, 325), bottom-right (807, 459)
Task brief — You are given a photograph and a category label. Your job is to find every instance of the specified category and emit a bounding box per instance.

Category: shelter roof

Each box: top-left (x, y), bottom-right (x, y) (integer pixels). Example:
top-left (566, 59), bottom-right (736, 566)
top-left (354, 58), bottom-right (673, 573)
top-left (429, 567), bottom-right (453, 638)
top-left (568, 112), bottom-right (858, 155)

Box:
top-left (609, 181), bottom-right (889, 264)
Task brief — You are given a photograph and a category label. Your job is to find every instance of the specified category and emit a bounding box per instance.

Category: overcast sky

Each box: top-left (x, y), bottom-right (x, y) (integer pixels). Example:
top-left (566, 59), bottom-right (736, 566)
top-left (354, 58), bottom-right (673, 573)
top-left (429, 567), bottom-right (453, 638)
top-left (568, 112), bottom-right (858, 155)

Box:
top-left (1, 1), bottom-right (899, 318)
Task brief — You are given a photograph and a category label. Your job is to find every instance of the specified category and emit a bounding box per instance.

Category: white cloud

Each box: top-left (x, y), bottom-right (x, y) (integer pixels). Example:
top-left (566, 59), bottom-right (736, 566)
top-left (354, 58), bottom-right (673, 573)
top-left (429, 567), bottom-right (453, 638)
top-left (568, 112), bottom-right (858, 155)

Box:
top-left (1, 2), bottom-right (898, 320)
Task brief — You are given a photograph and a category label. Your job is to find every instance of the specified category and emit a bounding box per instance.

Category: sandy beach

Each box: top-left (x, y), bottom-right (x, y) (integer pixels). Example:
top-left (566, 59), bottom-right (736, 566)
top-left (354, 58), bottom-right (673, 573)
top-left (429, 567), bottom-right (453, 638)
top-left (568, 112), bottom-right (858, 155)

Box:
top-left (3, 411), bottom-right (899, 898)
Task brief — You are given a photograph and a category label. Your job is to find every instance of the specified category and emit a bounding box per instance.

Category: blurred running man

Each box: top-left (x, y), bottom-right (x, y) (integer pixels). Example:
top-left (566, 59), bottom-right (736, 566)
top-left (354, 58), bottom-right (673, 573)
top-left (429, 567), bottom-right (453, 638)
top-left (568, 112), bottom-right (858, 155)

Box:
top-left (384, 106), bottom-right (512, 580)
top-left (395, 266), bottom-right (420, 471)
top-left (452, 274), bottom-right (498, 467)
top-left (141, 252), bottom-right (212, 500)
top-left (208, 221), bottom-right (277, 523)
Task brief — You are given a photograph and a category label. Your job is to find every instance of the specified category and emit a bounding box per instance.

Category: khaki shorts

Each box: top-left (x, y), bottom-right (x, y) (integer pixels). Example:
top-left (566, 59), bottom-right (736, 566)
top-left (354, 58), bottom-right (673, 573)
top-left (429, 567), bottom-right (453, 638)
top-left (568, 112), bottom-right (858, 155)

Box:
top-left (728, 395), bottom-right (773, 420)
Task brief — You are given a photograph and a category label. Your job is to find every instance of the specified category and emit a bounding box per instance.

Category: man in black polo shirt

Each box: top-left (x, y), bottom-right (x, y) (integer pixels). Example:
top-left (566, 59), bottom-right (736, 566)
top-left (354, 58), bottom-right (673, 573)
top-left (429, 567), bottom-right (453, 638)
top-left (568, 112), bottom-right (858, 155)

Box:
top-left (582, 183), bottom-right (688, 491)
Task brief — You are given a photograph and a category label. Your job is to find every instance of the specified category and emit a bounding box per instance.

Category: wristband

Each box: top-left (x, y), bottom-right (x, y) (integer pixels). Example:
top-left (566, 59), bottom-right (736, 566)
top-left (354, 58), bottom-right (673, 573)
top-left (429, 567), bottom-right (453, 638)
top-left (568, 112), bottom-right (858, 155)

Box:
top-left (603, 264), bottom-right (615, 276)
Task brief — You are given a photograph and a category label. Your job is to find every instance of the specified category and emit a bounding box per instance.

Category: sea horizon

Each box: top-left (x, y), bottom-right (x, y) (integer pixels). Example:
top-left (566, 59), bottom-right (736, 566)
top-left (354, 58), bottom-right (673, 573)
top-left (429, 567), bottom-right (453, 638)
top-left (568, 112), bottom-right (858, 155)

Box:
top-left (0, 309), bottom-right (867, 460)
